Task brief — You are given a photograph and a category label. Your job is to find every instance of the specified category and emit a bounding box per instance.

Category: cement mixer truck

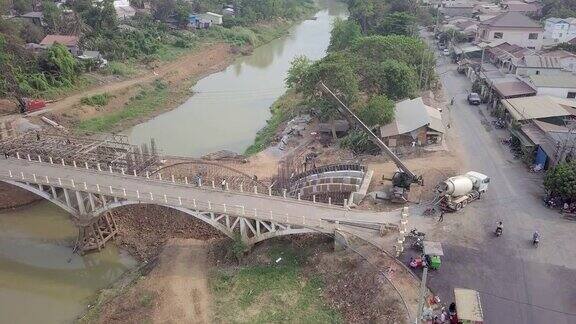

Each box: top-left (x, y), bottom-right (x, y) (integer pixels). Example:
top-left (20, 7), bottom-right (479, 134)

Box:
top-left (436, 171), bottom-right (490, 211)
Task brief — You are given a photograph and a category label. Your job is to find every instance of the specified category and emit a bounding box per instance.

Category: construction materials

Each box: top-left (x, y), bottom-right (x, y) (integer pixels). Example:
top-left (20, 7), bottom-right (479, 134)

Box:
top-left (318, 82), bottom-right (423, 203)
top-left (436, 171), bottom-right (490, 211)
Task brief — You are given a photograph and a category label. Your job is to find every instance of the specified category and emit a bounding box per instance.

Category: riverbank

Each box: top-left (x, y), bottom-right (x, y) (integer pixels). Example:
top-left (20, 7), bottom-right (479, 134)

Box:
top-left (81, 234), bottom-right (407, 323)
top-left (31, 15), bottom-right (318, 134)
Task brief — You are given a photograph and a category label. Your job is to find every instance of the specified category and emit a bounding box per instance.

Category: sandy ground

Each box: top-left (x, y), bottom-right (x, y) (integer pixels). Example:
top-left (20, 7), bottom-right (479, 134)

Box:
top-left (151, 239), bottom-right (212, 324)
top-left (98, 239), bottom-right (213, 324)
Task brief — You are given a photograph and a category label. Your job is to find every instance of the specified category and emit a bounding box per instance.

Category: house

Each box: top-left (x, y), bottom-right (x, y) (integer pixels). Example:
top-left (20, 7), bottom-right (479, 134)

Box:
top-left (515, 55), bottom-right (563, 76)
top-left (199, 12), bottom-right (223, 25)
top-left (501, 1), bottom-right (541, 15)
top-left (476, 12), bottom-right (543, 50)
top-left (541, 50), bottom-right (576, 72)
top-left (379, 97), bottom-right (444, 147)
top-left (486, 42), bottom-right (535, 73)
top-left (113, 0), bottom-right (136, 19)
top-left (20, 11), bottom-right (44, 26)
top-left (521, 120), bottom-right (576, 168)
top-left (501, 95), bottom-right (575, 124)
top-left (528, 72), bottom-right (576, 98)
top-left (39, 35), bottom-right (80, 55)
top-left (544, 18), bottom-right (572, 43)
top-left (441, 1), bottom-right (475, 17)
top-left (189, 14), bottom-right (212, 29)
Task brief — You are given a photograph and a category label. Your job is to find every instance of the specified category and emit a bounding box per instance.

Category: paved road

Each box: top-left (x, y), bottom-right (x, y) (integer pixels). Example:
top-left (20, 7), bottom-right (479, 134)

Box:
top-left (421, 33), bottom-right (576, 324)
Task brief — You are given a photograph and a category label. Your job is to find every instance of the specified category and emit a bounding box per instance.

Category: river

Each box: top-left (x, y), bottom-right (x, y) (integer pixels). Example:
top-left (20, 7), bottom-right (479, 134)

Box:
top-left (128, 0), bottom-right (348, 157)
top-left (0, 202), bottom-right (136, 323)
top-left (0, 1), bottom-right (347, 323)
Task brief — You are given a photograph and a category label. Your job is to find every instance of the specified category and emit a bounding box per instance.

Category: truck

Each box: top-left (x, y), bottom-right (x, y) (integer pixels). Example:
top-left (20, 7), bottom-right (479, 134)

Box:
top-left (436, 171), bottom-right (490, 211)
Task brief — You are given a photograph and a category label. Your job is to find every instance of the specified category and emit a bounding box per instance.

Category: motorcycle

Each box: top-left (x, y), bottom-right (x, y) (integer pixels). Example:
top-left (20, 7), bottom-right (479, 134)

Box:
top-left (495, 227), bottom-right (502, 237)
top-left (533, 233), bottom-right (540, 247)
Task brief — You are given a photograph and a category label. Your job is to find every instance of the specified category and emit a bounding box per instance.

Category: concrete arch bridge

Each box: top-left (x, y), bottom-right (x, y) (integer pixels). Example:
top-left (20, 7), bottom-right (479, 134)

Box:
top-left (0, 156), bottom-right (405, 254)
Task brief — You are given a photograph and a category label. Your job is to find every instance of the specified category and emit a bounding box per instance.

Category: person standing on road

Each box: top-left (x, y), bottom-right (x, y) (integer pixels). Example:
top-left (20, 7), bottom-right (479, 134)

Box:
top-left (438, 210), bottom-right (444, 222)
top-left (450, 96), bottom-right (455, 105)
top-left (221, 179), bottom-right (226, 191)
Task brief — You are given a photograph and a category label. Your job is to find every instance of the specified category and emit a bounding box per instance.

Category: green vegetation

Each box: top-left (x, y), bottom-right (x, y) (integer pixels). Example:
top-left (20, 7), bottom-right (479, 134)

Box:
top-left (248, 0), bottom-right (437, 155)
top-left (244, 90), bottom-right (303, 155)
top-left (81, 93), bottom-right (112, 106)
top-left (0, 0), bottom-right (316, 104)
top-left (210, 244), bottom-right (342, 323)
top-left (101, 61), bottom-right (138, 77)
top-left (77, 80), bottom-right (168, 132)
top-left (542, 0), bottom-right (576, 18)
top-left (545, 162), bottom-right (576, 200)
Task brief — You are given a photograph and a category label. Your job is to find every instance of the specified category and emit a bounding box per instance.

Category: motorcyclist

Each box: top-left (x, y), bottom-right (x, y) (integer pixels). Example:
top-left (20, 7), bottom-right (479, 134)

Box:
top-left (533, 231), bottom-right (540, 243)
top-left (496, 221), bottom-right (503, 234)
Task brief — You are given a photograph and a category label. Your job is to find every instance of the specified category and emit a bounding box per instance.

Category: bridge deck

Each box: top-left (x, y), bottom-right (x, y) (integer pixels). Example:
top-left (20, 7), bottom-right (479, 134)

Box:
top-left (0, 158), bottom-right (402, 231)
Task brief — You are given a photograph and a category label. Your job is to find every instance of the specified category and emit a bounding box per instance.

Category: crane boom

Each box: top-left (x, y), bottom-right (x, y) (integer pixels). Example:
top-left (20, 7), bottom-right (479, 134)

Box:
top-left (318, 82), bottom-right (418, 181)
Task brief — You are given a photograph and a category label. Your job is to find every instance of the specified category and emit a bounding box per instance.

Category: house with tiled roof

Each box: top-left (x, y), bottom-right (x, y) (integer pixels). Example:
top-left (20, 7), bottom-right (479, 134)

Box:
top-left (39, 35), bottom-right (80, 55)
top-left (476, 12), bottom-right (543, 50)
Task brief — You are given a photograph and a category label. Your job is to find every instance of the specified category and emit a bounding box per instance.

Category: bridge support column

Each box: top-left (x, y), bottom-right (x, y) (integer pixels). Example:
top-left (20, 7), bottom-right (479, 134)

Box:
top-left (333, 230), bottom-right (351, 252)
top-left (63, 188), bottom-right (71, 207)
top-left (75, 191), bottom-right (87, 215)
top-left (75, 212), bottom-right (118, 254)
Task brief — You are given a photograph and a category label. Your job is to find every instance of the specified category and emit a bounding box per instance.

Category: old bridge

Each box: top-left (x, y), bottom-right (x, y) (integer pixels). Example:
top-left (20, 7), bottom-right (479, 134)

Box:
top-left (0, 155), bottom-right (408, 251)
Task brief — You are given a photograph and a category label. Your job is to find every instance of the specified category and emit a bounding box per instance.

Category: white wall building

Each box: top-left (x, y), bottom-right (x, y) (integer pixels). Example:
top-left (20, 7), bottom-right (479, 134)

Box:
top-left (529, 73), bottom-right (576, 99)
top-left (476, 12), bottom-right (543, 50)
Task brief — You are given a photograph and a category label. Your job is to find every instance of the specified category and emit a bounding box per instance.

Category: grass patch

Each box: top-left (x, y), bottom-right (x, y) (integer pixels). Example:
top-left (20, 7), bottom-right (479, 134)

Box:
top-left (210, 244), bottom-right (342, 323)
top-left (76, 79), bottom-right (168, 133)
top-left (80, 93), bottom-right (112, 106)
top-left (101, 61), bottom-right (139, 77)
top-left (245, 90), bottom-right (304, 155)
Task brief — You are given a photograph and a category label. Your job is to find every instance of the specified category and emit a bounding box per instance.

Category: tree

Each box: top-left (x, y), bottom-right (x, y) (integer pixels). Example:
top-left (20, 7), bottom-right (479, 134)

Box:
top-left (299, 53), bottom-right (359, 109)
top-left (357, 95), bottom-right (394, 127)
top-left (174, 0), bottom-right (192, 27)
top-left (380, 59), bottom-right (418, 99)
top-left (81, 0), bottom-right (117, 31)
top-left (544, 162), bottom-right (576, 200)
top-left (13, 0), bottom-right (33, 14)
top-left (377, 12), bottom-right (417, 36)
top-left (152, 0), bottom-right (176, 21)
top-left (38, 43), bottom-right (78, 84)
top-left (328, 18), bottom-right (361, 52)
top-left (42, 1), bottom-right (63, 33)
top-left (285, 55), bottom-right (311, 90)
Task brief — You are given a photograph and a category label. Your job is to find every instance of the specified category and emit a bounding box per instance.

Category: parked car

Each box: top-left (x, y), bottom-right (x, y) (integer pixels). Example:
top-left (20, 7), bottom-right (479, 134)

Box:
top-left (442, 49), bottom-right (450, 56)
top-left (467, 92), bottom-right (481, 105)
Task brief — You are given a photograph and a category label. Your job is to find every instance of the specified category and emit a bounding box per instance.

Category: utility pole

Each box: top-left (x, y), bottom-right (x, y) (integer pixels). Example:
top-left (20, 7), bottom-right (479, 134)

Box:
top-left (416, 266), bottom-right (429, 324)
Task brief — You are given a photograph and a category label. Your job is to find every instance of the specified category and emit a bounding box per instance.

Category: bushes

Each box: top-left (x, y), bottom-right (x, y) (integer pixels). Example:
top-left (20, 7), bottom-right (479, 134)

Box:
top-left (81, 93), bottom-right (112, 106)
top-left (340, 130), bottom-right (379, 155)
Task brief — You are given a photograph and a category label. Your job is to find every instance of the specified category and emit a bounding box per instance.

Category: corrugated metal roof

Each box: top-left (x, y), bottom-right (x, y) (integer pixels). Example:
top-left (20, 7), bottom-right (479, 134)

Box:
top-left (522, 55), bottom-right (561, 68)
top-left (530, 73), bottom-right (576, 88)
top-left (493, 80), bottom-right (536, 98)
top-left (502, 96), bottom-right (572, 121)
top-left (480, 12), bottom-right (541, 28)
top-left (380, 98), bottom-right (444, 137)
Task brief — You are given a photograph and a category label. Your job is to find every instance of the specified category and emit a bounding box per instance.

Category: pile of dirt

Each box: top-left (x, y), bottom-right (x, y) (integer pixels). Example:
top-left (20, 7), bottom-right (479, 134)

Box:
top-left (0, 181), bottom-right (41, 210)
top-left (113, 205), bottom-right (225, 262)
top-left (310, 250), bottom-right (405, 323)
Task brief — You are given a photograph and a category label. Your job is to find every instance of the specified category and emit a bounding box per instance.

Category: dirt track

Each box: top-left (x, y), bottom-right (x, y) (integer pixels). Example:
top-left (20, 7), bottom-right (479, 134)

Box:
top-left (151, 239), bottom-right (212, 323)
top-left (97, 239), bottom-right (214, 324)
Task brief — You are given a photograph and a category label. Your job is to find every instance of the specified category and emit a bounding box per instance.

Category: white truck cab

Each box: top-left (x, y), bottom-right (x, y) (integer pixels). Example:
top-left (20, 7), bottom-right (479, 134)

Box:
top-left (466, 171), bottom-right (490, 193)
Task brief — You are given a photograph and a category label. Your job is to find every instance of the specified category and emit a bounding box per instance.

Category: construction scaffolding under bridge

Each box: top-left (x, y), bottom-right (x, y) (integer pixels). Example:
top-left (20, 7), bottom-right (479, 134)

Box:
top-left (0, 130), bottom-right (160, 175)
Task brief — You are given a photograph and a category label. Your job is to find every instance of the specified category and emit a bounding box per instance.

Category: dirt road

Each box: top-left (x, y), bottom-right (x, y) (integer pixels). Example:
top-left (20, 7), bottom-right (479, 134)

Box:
top-left (97, 239), bottom-right (213, 324)
top-left (42, 44), bottom-right (233, 115)
top-left (151, 239), bottom-right (212, 323)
